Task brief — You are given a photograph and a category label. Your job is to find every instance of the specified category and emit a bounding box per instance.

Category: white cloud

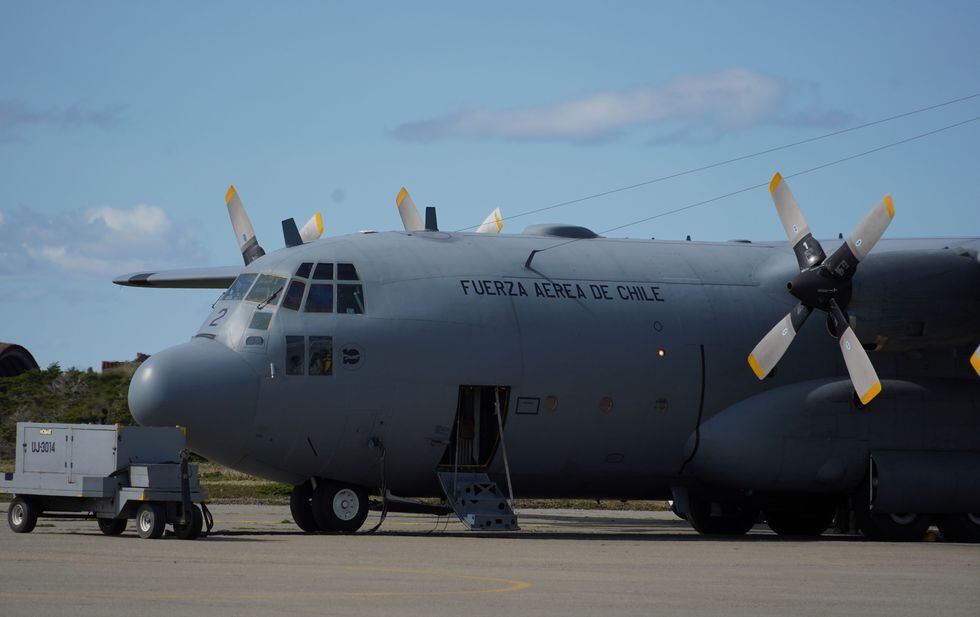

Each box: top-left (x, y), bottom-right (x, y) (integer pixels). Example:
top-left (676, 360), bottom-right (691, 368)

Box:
top-left (0, 204), bottom-right (206, 278)
top-left (393, 68), bottom-right (850, 145)
top-left (85, 204), bottom-right (173, 235)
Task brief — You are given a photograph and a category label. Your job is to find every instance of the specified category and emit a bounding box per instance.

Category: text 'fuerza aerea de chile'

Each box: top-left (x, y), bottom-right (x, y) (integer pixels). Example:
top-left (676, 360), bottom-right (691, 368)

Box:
top-left (458, 279), bottom-right (665, 302)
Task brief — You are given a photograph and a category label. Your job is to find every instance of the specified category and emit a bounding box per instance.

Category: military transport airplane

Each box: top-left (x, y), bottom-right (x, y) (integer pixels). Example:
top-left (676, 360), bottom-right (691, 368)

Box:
top-left (115, 175), bottom-right (980, 542)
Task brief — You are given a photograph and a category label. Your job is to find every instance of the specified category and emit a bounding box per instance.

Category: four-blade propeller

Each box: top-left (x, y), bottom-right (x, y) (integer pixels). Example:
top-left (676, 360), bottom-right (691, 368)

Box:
top-left (395, 187), bottom-right (504, 234)
top-left (748, 173), bottom-right (895, 405)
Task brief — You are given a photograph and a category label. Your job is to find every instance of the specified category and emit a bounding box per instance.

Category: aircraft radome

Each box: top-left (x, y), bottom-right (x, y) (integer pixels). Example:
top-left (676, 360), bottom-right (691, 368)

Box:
top-left (115, 176), bottom-right (980, 542)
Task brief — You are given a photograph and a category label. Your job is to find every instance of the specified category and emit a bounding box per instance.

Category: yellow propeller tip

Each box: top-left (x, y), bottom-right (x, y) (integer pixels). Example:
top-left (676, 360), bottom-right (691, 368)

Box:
top-left (314, 212), bottom-right (324, 235)
top-left (970, 350), bottom-right (980, 376)
top-left (225, 185), bottom-right (237, 204)
top-left (396, 187), bottom-right (409, 206)
top-left (884, 194), bottom-right (895, 219)
top-left (769, 172), bottom-right (783, 194)
top-left (747, 354), bottom-right (766, 380)
top-left (858, 381), bottom-right (882, 406)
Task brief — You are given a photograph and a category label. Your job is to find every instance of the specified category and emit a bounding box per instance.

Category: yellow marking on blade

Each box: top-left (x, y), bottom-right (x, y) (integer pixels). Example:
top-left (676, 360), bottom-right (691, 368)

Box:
top-left (225, 185), bottom-right (237, 204)
top-left (971, 349), bottom-right (980, 376)
top-left (747, 354), bottom-right (765, 379)
top-left (494, 210), bottom-right (502, 232)
top-left (859, 381), bottom-right (882, 405)
top-left (396, 187), bottom-right (409, 206)
top-left (314, 211), bottom-right (324, 235)
top-left (769, 172), bottom-right (782, 194)
top-left (884, 194), bottom-right (895, 218)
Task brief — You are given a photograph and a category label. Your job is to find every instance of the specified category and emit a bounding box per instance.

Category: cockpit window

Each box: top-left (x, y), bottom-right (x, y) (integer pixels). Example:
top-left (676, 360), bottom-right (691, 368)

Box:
top-left (295, 262), bottom-right (313, 279)
top-left (282, 280), bottom-right (306, 311)
top-left (312, 262), bottom-right (334, 280)
top-left (309, 336), bottom-right (333, 376)
top-left (285, 336), bottom-right (304, 375)
top-left (221, 273), bottom-right (258, 301)
top-left (304, 284), bottom-right (334, 313)
top-left (337, 284), bottom-right (365, 314)
top-left (245, 274), bottom-right (287, 305)
top-left (337, 263), bottom-right (359, 280)
top-left (248, 311), bottom-right (273, 330)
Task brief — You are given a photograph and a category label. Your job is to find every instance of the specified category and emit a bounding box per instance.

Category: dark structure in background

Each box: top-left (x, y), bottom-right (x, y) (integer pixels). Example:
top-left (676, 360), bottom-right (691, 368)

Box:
top-left (0, 343), bottom-right (39, 377)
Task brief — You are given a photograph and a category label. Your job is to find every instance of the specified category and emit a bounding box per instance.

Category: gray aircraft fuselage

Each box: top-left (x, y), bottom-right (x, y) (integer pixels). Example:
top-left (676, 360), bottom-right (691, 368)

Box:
top-left (128, 229), bottom-right (980, 499)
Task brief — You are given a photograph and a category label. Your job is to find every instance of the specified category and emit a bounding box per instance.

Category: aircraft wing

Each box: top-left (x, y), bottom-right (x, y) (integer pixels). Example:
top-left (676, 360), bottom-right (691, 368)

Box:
top-left (113, 266), bottom-right (243, 289)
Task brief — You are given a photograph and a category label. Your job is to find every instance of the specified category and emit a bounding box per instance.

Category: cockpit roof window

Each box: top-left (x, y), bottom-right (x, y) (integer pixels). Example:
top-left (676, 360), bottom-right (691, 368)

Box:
top-left (245, 274), bottom-right (287, 306)
top-left (295, 262), bottom-right (313, 279)
top-left (337, 263), bottom-right (359, 281)
top-left (221, 273), bottom-right (258, 301)
top-left (312, 262), bottom-right (333, 280)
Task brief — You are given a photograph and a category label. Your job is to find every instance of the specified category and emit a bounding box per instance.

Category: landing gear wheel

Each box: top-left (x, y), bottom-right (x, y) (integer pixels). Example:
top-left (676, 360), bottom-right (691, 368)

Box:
top-left (290, 482), bottom-right (320, 533)
top-left (135, 503), bottom-right (167, 539)
top-left (312, 481), bottom-right (369, 533)
top-left (687, 496), bottom-right (758, 535)
top-left (97, 517), bottom-right (128, 536)
top-left (7, 496), bottom-right (39, 534)
top-left (765, 506), bottom-right (835, 537)
top-left (858, 511), bottom-right (932, 541)
top-left (937, 513), bottom-right (980, 543)
top-left (173, 505), bottom-right (204, 540)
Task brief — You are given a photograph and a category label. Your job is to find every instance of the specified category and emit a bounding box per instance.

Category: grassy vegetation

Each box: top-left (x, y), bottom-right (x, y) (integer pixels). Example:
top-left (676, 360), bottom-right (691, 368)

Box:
top-left (0, 369), bottom-right (668, 509)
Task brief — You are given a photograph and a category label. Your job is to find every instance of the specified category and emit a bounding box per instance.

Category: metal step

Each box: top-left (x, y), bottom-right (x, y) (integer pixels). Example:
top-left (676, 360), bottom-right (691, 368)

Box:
top-left (437, 471), bottom-right (519, 531)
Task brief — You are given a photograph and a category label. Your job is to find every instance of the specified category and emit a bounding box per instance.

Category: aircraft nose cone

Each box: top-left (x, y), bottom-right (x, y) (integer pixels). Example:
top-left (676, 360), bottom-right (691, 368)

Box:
top-left (129, 339), bottom-right (259, 458)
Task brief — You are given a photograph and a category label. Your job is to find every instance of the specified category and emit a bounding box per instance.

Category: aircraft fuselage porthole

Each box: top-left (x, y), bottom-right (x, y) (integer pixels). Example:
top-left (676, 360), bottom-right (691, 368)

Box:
top-left (599, 397), bottom-right (614, 413)
top-left (544, 396), bottom-right (558, 411)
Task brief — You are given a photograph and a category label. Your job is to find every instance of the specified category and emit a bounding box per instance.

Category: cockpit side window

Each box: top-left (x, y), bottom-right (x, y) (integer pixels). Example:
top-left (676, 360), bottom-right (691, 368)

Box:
top-left (221, 273), bottom-right (258, 301)
top-left (337, 284), bottom-right (365, 314)
top-left (312, 263), bottom-right (334, 280)
top-left (337, 263), bottom-right (359, 281)
top-left (295, 262), bottom-right (313, 279)
top-left (304, 284), bottom-right (334, 313)
top-left (245, 274), bottom-right (287, 305)
top-left (282, 280), bottom-right (306, 311)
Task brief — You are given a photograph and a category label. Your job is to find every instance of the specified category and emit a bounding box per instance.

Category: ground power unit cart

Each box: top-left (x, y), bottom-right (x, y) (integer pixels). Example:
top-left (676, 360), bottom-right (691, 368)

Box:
top-left (1, 422), bottom-right (211, 539)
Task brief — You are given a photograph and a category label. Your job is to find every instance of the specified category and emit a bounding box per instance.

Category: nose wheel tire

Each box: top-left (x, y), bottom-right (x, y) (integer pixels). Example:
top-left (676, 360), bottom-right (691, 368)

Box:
top-left (858, 511), bottom-right (932, 541)
top-left (97, 517), bottom-right (128, 536)
top-left (290, 482), bottom-right (320, 533)
top-left (937, 513), bottom-right (980, 543)
top-left (312, 481), bottom-right (369, 533)
top-left (7, 496), bottom-right (39, 534)
top-left (686, 496), bottom-right (758, 535)
top-left (135, 503), bottom-right (167, 539)
top-left (173, 505), bottom-right (205, 540)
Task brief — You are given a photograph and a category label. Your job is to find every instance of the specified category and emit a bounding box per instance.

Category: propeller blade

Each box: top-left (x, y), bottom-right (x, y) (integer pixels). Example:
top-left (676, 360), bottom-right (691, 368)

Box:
top-left (827, 300), bottom-right (881, 405)
top-left (747, 303), bottom-right (813, 379)
top-left (475, 208), bottom-right (503, 234)
top-left (225, 185), bottom-right (266, 265)
top-left (822, 195), bottom-right (895, 279)
top-left (770, 172), bottom-right (826, 270)
top-left (298, 212), bottom-right (324, 243)
top-left (972, 345), bottom-right (980, 376)
top-left (395, 187), bottom-right (424, 232)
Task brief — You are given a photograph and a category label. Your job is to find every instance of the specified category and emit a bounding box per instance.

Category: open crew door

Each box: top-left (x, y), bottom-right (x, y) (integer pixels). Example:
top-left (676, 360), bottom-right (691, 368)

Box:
top-left (436, 385), bottom-right (519, 531)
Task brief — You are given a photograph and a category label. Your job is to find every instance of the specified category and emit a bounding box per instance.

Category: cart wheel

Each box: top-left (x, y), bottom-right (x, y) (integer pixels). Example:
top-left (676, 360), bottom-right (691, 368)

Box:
top-left (174, 505), bottom-right (204, 540)
top-left (136, 503), bottom-right (167, 539)
top-left (97, 517), bottom-right (128, 536)
top-left (8, 496), bottom-right (39, 534)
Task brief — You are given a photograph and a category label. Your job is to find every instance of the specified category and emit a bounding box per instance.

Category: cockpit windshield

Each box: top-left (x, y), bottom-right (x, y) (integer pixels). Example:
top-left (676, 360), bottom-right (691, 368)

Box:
top-left (245, 274), bottom-right (287, 306)
top-left (221, 273), bottom-right (258, 301)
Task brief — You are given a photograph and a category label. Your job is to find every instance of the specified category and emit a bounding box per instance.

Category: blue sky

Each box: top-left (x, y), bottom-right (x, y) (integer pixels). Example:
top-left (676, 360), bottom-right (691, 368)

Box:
top-left (1, 1), bottom-right (978, 370)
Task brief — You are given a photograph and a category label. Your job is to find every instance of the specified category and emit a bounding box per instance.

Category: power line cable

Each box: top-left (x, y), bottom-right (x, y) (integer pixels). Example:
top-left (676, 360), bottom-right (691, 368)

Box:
top-left (527, 114), bottom-right (980, 260)
top-left (457, 91), bottom-right (980, 232)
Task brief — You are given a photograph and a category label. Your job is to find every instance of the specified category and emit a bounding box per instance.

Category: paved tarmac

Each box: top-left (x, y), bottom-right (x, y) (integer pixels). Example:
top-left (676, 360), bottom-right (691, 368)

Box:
top-left (1, 504), bottom-right (978, 617)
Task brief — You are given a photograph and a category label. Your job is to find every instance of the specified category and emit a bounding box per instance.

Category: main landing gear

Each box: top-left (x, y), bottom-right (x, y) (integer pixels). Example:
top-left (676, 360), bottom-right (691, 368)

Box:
top-left (290, 480), bottom-right (369, 534)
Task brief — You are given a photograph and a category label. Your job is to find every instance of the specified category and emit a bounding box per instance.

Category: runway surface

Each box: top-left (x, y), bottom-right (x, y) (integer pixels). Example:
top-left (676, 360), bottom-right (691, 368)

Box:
top-left (1, 504), bottom-right (978, 617)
